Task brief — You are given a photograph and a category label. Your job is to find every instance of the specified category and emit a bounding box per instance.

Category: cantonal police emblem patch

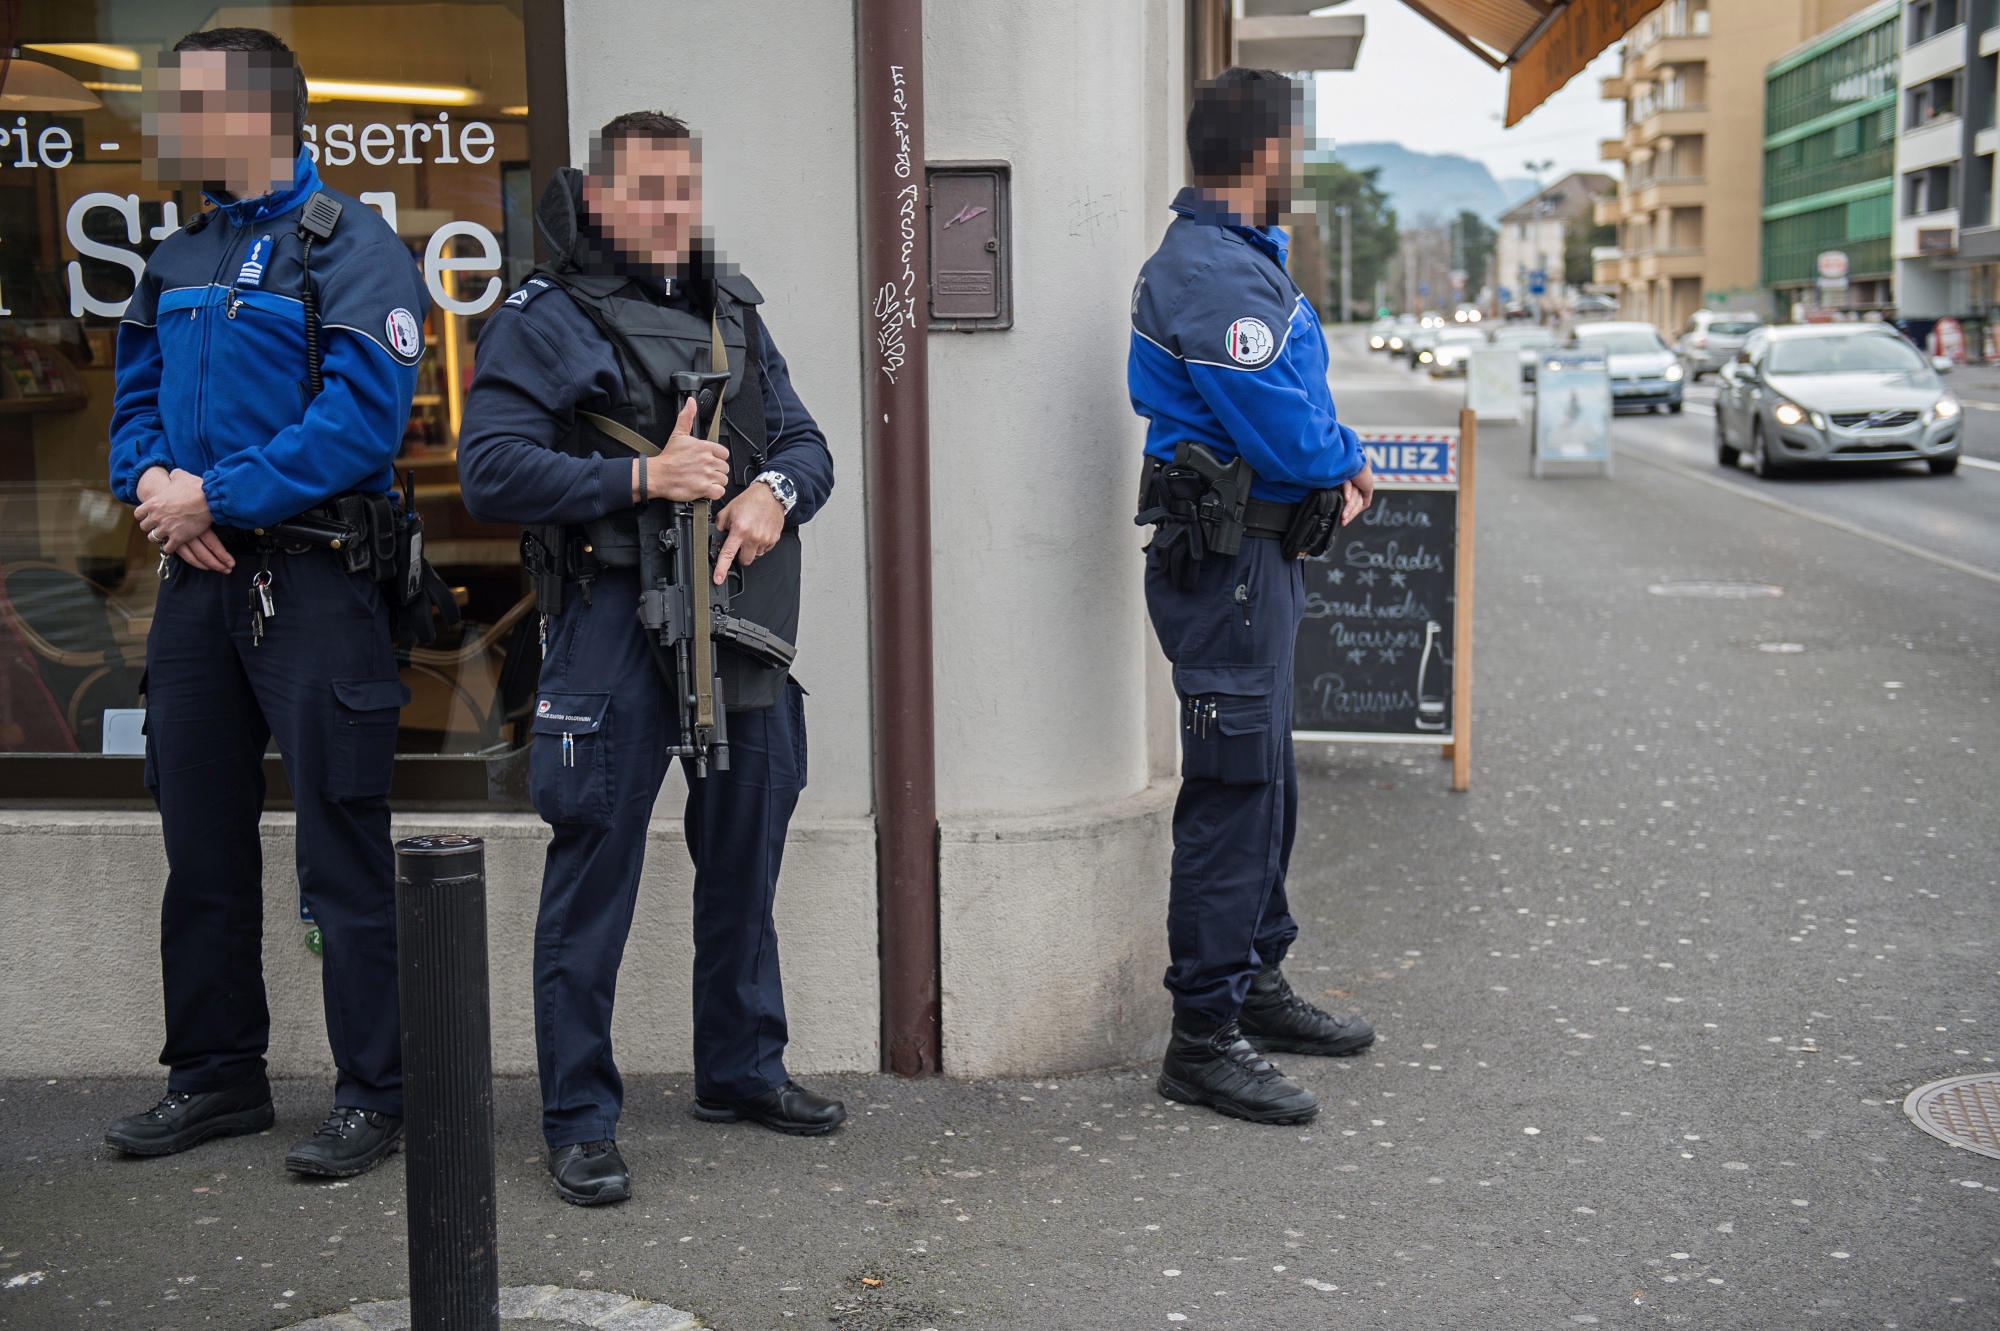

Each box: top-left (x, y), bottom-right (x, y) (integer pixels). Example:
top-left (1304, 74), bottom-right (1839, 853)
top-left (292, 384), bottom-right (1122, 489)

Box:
top-left (385, 307), bottom-right (422, 359)
top-left (1225, 316), bottom-right (1273, 365)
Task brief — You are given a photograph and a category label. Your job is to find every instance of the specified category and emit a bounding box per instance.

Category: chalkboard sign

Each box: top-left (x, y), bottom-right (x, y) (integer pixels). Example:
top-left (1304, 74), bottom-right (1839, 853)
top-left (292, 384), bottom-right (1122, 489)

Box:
top-left (1292, 418), bottom-right (1478, 786)
top-left (1293, 486), bottom-right (1458, 740)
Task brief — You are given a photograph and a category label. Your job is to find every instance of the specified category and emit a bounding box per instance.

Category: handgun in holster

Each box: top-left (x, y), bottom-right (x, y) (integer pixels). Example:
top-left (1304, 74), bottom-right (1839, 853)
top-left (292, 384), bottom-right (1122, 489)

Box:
top-left (1135, 440), bottom-right (1255, 590)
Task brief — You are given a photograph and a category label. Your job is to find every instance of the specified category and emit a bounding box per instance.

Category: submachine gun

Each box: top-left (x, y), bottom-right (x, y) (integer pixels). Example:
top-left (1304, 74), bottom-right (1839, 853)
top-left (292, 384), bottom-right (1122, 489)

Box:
top-left (635, 368), bottom-right (798, 777)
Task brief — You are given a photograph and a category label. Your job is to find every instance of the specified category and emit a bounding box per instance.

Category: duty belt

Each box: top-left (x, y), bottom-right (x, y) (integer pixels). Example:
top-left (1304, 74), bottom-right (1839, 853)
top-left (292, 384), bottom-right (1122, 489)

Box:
top-left (1241, 497), bottom-right (1299, 541)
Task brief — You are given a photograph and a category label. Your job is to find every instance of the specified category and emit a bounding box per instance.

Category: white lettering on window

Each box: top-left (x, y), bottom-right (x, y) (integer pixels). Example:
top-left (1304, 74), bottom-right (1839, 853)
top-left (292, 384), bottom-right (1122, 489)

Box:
top-left (396, 122), bottom-right (431, 164)
top-left (359, 123), bottom-right (396, 166)
top-left (301, 122), bottom-right (319, 162)
top-left (65, 193), bottom-right (144, 318)
top-left (425, 221), bottom-right (503, 315)
top-left (458, 121), bottom-right (494, 165)
top-left (13, 116), bottom-right (31, 168)
top-left (432, 113), bottom-right (458, 164)
top-left (359, 192), bottom-right (399, 233)
top-left (37, 125), bottom-right (72, 169)
top-left (324, 123), bottom-right (356, 166)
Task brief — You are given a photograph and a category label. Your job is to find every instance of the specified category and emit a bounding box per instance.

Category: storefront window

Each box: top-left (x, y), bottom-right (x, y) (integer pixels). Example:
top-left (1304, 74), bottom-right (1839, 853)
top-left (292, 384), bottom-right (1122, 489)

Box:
top-left (4, 3), bottom-right (540, 795)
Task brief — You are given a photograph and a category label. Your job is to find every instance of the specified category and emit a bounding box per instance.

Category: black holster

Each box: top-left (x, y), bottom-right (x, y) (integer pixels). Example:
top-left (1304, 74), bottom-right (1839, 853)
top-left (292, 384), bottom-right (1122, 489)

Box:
top-left (1135, 441), bottom-right (1255, 591)
top-left (258, 490), bottom-right (459, 646)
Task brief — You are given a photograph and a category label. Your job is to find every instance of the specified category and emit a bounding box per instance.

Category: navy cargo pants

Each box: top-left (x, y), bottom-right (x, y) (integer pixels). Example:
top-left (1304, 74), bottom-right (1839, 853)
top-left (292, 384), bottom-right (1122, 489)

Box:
top-left (144, 545), bottom-right (408, 1114)
top-left (1145, 534), bottom-right (1302, 1025)
top-left (529, 566), bottom-right (806, 1150)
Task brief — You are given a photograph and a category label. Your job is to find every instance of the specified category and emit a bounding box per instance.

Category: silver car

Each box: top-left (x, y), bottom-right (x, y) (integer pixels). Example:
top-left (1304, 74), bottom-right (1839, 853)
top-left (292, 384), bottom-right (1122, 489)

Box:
top-left (1714, 325), bottom-right (1962, 477)
top-left (1422, 326), bottom-right (1486, 376)
top-left (1675, 310), bottom-right (1763, 380)
top-left (1573, 321), bottom-right (1684, 412)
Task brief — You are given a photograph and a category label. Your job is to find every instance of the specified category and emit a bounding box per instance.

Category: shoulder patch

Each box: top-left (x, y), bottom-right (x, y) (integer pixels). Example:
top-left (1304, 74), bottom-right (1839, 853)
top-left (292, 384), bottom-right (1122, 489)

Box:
top-left (1224, 317), bottom-right (1274, 366)
top-left (501, 276), bottom-right (557, 310)
top-left (385, 308), bottom-right (423, 360)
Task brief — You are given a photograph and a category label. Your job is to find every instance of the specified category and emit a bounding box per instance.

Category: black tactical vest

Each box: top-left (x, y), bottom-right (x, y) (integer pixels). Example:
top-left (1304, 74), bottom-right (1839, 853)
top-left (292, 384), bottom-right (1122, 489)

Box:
top-left (525, 173), bottom-right (800, 711)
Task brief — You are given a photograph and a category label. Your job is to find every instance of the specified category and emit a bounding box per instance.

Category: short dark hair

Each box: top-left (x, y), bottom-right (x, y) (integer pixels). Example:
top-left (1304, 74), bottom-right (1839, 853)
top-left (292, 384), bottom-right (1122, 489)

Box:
top-left (590, 110), bottom-right (692, 174)
top-left (170, 27), bottom-right (306, 152)
top-left (1186, 67), bottom-right (1299, 182)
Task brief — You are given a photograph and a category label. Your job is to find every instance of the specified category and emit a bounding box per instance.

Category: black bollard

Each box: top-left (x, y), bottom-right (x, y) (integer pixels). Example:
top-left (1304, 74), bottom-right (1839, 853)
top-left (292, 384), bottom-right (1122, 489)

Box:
top-left (395, 834), bottom-right (500, 1331)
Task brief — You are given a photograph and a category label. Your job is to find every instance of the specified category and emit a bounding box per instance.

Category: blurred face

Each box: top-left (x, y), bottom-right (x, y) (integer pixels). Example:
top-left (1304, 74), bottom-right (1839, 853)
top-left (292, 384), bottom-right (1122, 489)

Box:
top-left (143, 49), bottom-right (297, 197)
top-left (1251, 124), bottom-right (1305, 224)
top-left (582, 136), bottom-right (700, 272)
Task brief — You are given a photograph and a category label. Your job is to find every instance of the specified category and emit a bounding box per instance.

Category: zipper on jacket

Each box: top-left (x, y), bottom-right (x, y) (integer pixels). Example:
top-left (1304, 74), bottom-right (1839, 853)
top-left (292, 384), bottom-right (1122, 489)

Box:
top-left (192, 223), bottom-right (252, 473)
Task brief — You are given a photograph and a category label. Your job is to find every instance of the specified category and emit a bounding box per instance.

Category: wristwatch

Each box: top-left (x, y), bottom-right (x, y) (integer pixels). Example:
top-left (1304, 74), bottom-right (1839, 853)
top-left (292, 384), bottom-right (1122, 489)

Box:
top-left (754, 470), bottom-right (797, 514)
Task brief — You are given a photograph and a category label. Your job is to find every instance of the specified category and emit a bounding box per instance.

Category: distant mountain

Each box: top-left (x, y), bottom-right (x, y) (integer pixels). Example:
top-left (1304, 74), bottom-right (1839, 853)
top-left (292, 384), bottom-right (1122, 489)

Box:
top-left (1332, 143), bottom-right (1523, 224)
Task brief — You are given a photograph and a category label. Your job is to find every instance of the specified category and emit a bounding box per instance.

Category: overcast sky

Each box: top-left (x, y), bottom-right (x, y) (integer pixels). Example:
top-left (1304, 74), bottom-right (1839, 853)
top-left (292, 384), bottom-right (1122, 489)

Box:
top-left (1309, 0), bottom-right (1626, 186)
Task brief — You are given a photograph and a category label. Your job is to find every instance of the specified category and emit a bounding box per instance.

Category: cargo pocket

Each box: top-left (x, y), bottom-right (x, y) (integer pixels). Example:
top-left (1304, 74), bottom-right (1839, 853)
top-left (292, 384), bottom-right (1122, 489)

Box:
top-left (1174, 663), bottom-right (1277, 786)
top-left (329, 677), bottom-right (410, 799)
top-left (529, 691), bottom-right (613, 827)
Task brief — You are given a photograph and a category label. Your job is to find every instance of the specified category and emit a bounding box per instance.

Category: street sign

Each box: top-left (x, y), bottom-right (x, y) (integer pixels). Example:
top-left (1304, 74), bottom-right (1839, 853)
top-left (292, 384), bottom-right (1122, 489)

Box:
top-left (1528, 270), bottom-right (1547, 295)
top-left (1418, 282), bottom-right (1431, 296)
top-left (1532, 351), bottom-right (1613, 477)
top-left (1293, 415), bottom-right (1481, 791)
top-left (1816, 250), bottom-right (1849, 280)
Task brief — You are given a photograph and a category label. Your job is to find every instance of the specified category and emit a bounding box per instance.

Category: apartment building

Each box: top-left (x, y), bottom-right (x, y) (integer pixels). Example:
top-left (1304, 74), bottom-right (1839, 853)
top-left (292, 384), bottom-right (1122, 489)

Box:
top-left (1494, 171), bottom-right (1618, 314)
top-left (1595, 0), bottom-right (1884, 334)
top-left (1762, 1), bottom-right (1901, 316)
top-left (1891, 0), bottom-right (2000, 328)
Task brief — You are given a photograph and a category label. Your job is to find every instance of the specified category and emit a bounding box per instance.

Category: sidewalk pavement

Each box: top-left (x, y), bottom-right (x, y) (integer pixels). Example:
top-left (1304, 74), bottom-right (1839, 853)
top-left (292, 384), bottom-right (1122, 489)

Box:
top-left (4, 417), bottom-right (1997, 1330)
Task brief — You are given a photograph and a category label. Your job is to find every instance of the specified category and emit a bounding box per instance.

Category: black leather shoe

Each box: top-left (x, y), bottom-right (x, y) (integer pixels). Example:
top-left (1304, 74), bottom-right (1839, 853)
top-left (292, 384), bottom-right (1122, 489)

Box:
top-left (283, 1107), bottom-right (404, 1178)
top-left (549, 1139), bottom-right (631, 1206)
top-left (1157, 1019), bottom-right (1319, 1125)
top-left (1238, 964), bottom-right (1376, 1057)
top-left (104, 1071), bottom-right (275, 1156)
top-left (692, 1079), bottom-right (847, 1136)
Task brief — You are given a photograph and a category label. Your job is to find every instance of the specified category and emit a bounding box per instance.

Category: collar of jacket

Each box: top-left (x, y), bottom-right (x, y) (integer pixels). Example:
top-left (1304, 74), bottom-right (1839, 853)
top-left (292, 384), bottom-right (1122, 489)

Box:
top-left (1168, 185), bottom-right (1289, 265)
top-left (203, 150), bottom-right (322, 228)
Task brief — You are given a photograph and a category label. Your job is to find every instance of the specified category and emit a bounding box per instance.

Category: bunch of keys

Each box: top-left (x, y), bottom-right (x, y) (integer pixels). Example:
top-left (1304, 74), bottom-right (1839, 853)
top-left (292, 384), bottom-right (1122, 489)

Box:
top-left (249, 567), bottom-right (276, 645)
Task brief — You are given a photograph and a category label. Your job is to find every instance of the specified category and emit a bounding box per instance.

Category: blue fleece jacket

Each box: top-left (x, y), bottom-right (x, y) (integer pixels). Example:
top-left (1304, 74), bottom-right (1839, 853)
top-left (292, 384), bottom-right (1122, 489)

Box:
top-left (108, 151), bottom-right (427, 528)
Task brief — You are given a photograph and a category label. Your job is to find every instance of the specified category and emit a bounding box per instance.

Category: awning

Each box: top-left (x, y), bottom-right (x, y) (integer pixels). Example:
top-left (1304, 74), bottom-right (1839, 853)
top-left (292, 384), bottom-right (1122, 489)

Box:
top-left (1396, 0), bottom-right (1657, 126)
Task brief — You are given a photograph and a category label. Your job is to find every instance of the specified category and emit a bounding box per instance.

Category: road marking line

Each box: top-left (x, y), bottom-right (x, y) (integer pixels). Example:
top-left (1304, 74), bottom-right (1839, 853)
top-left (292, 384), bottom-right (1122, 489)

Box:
top-left (1961, 455), bottom-right (2000, 473)
top-left (1616, 447), bottom-right (2000, 587)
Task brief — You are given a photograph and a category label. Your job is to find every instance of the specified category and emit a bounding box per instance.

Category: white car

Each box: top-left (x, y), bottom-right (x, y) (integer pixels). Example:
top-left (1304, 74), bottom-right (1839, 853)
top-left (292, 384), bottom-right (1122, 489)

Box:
top-left (1572, 321), bottom-right (1684, 412)
top-left (1421, 326), bottom-right (1486, 376)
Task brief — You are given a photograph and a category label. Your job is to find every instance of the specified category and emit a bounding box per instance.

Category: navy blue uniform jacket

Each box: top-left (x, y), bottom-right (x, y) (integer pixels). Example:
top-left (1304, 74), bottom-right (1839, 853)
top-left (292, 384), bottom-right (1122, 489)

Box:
top-left (457, 275), bottom-right (833, 528)
top-left (109, 151), bottom-right (426, 527)
top-left (1129, 187), bottom-right (1364, 503)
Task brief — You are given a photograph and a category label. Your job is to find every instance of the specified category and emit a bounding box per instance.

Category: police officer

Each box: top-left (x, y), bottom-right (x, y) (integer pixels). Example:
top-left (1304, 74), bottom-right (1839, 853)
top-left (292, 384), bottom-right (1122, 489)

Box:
top-left (104, 27), bottom-right (426, 1175)
top-left (458, 111), bottom-right (840, 1206)
top-left (1129, 68), bottom-right (1379, 1125)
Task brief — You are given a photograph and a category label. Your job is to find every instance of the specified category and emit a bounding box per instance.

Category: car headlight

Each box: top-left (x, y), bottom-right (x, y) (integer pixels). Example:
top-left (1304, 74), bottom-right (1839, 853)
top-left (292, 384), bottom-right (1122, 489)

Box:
top-left (1773, 401), bottom-right (1808, 426)
top-left (1418, 351), bottom-right (1433, 363)
top-left (1370, 336), bottom-right (1385, 348)
top-left (1933, 395), bottom-right (1960, 420)
top-left (1664, 363), bottom-right (1684, 381)
top-left (1388, 338), bottom-right (1403, 349)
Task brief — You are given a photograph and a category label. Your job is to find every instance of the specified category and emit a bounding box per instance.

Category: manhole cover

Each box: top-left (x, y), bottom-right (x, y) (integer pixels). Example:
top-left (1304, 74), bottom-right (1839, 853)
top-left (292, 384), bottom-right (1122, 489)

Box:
top-left (1647, 582), bottom-right (1784, 598)
top-left (1905, 1075), bottom-right (2000, 1161)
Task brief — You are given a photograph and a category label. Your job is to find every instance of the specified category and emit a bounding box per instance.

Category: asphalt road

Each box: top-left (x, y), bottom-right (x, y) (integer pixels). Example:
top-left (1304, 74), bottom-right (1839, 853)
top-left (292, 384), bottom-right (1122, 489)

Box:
top-left (4, 334), bottom-right (1997, 1331)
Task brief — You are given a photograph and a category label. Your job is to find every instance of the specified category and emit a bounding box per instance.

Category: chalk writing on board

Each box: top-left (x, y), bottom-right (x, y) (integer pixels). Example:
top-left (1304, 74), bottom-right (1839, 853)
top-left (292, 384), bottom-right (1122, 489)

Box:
top-left (1294, 487), bottom-right (1457, 736)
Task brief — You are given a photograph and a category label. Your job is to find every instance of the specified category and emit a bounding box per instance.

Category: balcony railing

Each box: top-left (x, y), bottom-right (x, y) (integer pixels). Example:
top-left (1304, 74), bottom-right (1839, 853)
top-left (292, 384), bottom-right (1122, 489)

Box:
top-left (1631, 0), bottom-right (1710, 51)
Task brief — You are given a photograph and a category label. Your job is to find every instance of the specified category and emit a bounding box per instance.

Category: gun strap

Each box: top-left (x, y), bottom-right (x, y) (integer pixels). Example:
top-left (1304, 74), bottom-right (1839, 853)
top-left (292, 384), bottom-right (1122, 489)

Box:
top-left (578, 410), bottom-right (661, 457)
top-left (690, 310), bottom-right (728, 732)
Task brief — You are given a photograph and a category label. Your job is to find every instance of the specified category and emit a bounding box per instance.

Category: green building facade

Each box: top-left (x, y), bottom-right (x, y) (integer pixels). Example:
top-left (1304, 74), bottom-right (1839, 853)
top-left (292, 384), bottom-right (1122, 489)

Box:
top-left (1762, 0), bottom-right (1901, 312)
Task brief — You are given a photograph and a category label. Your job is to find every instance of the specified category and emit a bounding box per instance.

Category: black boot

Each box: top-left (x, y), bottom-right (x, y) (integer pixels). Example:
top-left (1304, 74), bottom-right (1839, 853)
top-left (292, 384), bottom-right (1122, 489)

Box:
top-left (104, 1071), bottom-right (274, 1157)
top-left (693, 1079), bottom-right (847, 1136)
top-left (549, 1139), bottom-right (631, 1206)
top-left (1238, 964), bottom-right (1376, 1057)
top-left (283, 1107), bottom-right (404, 1178)
top-left (1157, 1019), bottom-right (1319, 1124)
